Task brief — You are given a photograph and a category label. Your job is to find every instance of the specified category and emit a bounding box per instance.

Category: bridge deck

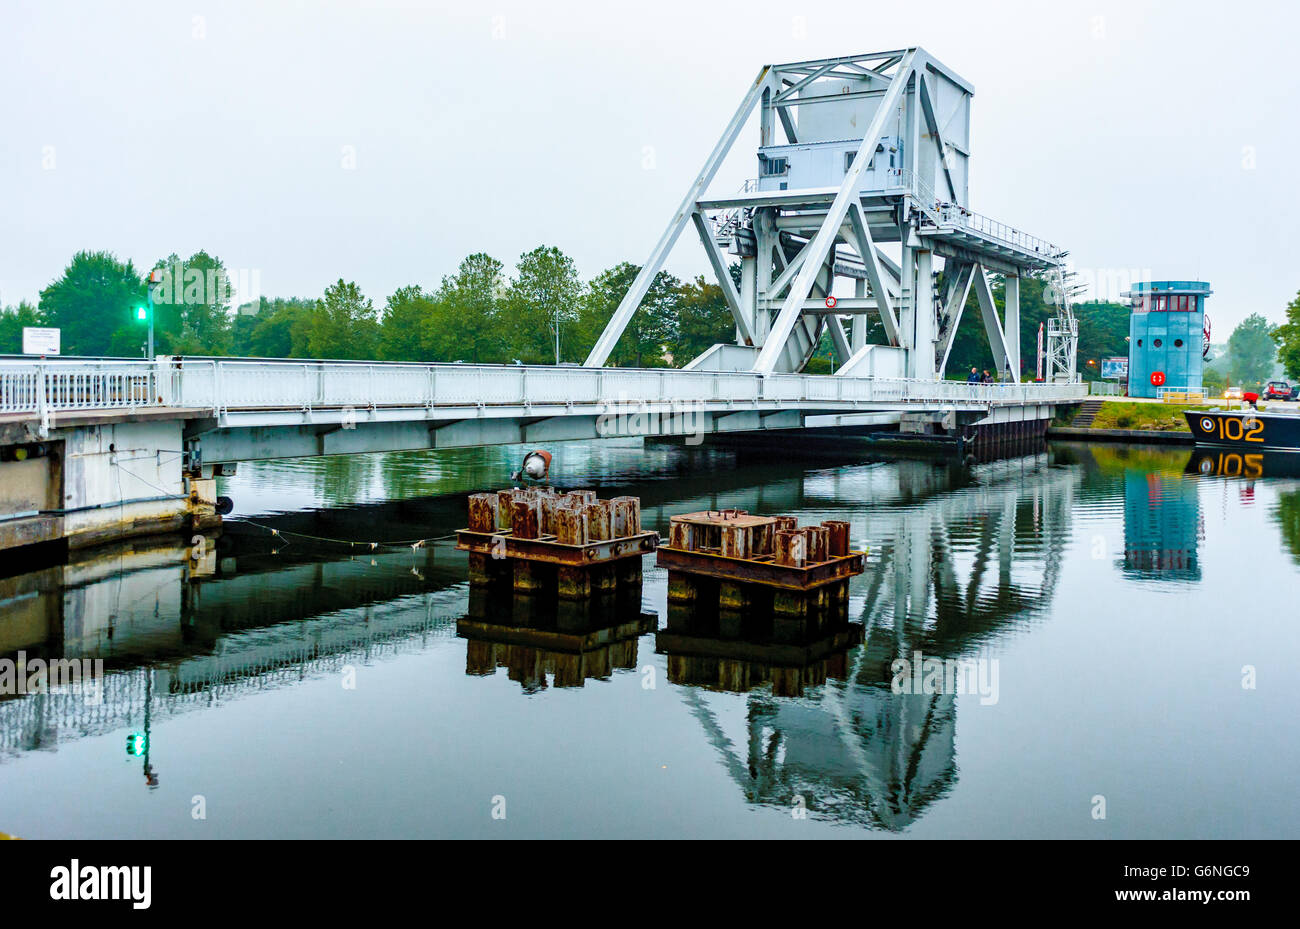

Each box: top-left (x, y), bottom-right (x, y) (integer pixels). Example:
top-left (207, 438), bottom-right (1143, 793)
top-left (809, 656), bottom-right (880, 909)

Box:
top-left (0, 358), bottom-right (1085, 462)
top-left (2, 358), bottom-right (1084, 417)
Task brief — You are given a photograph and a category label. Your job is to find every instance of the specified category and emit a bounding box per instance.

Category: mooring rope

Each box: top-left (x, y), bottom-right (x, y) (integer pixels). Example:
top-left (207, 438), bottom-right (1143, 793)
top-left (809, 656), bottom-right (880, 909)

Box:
top-left (235, 520), bottom-right (461, 552)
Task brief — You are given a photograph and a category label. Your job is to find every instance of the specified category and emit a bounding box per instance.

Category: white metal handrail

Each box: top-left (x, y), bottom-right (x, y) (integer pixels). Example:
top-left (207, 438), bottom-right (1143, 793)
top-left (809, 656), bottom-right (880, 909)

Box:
top-left (893, 168), bottom-right (1062, 259)
top-left (0, 357), bottom-right (1087, 419)
top-left (0, 360), bottom-right (158, 415)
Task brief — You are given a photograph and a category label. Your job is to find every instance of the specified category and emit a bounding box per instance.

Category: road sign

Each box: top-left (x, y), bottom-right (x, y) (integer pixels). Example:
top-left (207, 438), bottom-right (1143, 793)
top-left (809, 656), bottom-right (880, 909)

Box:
top-left (21, 327), bottom-right (60, 356)
top-left (824, 295), bottom-right (837, 309)
top-left (1100, 357), bottom-right (1128, 380)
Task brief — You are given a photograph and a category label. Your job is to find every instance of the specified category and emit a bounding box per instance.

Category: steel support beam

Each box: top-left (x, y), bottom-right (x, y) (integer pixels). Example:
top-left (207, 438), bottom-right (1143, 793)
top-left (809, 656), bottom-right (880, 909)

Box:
top-left (936, 262), bottom-right (975, 377)
top-left (847, 202), bottom-right (901, 345)
top-left (827, 315), bottom-right (852, 364)
top-left (768, 238), bottom-right (812, 296)
top-left (691, 211), bottom-right (753, 345)
top-left (585, 66), bottom-right (771, 367)
top-left (852, 278), bottom-right (867, 352)
top-left (1004, 273), bottom-right (1021, 379)
top-left (912, 248), bottom-right (935, 378)
top-left (972, 264), bottom-right (1012, 379)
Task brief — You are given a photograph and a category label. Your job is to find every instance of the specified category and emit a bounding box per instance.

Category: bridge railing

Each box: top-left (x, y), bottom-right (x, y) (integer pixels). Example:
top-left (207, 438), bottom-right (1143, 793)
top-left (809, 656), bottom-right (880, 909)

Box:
top-left (1, 357), bottom-right (1085, 417)
top-left (0, 360), bottom-right (157, 415)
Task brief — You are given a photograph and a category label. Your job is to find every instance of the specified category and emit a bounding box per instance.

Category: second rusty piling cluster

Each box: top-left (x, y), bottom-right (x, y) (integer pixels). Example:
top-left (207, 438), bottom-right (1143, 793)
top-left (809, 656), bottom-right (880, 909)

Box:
top-left (658, 509), bottom-right (864, 617)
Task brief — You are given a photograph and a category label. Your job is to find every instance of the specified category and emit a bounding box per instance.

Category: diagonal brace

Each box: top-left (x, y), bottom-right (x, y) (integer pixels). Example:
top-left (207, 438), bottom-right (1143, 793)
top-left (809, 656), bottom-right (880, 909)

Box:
top-left (585, 66), bottom-right (771, 367)
top-left (752, 51), bottom-right (916, 375)
top-left (691, 211), bottom-right (753, 345)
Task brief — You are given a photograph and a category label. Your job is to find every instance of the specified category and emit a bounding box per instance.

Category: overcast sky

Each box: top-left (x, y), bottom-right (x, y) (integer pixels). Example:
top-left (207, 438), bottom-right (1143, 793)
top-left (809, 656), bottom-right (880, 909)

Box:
top-left (2, 0), bottom-right (1296, 333)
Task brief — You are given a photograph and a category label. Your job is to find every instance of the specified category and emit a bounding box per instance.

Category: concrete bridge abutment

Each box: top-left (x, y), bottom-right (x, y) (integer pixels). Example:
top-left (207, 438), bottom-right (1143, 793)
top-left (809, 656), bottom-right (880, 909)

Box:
top-left (0, 410), bottom-right (221, 557)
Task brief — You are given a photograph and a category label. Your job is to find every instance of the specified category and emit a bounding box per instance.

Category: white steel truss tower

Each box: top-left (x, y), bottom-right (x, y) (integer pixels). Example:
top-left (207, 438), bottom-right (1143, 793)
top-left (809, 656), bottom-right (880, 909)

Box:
top-left (585, 48), bottom-right (1077, 383)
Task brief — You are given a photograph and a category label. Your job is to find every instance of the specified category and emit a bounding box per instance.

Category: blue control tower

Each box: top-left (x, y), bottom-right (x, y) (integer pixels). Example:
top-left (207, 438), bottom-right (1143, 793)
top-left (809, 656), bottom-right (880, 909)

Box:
top-left (1123, 281), bottom-right (1211, 398)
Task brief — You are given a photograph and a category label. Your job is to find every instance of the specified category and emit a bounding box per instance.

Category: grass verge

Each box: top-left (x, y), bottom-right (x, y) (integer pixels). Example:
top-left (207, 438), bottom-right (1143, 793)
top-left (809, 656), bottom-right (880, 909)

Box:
top-left (1083, 400), bottom-right (1216, 432)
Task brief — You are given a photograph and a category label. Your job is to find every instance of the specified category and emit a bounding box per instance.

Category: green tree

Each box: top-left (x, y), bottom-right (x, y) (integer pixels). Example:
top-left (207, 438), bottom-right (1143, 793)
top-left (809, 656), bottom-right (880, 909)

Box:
top-left (1227, 313), bottom-right (1276, 389)
top-left (39, 250), bottom-right (145, 356)
top-left (503, 246), bottom-right (582, 364)
top-left (308, 280), bottom-right (379, 359)
top-left (0, 301), bottom-right (44, 354)
top-left (148, 250), bottom-right (234, 354)
top-left (1271, 290), bottom-right (1300, 381)
top-left (673, 274), bottom-right (736, 365)
top-left (429, 253), bottom-right (507, 363)
top-left (378, 285), bottom-right (436, 361)
top-left (1074, 299), bottom-right (1133, 379)
top-left (576, 262), bottom-right (680, 367)
top-left (235, 297), bottom-right (317, 357)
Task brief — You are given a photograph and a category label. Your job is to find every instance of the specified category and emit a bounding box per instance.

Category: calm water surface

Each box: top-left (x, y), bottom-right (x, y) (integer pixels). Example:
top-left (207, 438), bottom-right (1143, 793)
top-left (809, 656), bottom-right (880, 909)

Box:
top-left (1, 440), bottom-right (1296, 839)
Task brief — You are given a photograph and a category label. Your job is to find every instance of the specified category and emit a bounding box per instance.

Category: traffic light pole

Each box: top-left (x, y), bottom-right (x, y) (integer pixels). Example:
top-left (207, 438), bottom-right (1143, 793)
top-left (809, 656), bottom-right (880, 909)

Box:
top-left (147, 287), bottom-right (155, 360)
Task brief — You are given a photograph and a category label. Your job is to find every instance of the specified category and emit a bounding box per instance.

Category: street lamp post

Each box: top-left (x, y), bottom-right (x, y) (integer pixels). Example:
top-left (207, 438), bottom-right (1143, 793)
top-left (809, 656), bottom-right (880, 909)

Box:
top-left (146, 286), bottom-right (155, 360)
top-left (143, 268), bottom-right (164, 360)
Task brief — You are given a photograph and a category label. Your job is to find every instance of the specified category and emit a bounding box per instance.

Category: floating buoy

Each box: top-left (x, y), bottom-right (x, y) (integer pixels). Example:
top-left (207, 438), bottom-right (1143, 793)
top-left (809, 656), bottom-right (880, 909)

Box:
top-left (512, 449), bottom-right (552, 483)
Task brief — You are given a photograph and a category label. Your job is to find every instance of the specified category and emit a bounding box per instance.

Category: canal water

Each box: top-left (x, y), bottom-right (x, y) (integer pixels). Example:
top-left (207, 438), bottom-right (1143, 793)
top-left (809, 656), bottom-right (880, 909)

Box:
top-left (0, 440), bottom-right (1296, 839)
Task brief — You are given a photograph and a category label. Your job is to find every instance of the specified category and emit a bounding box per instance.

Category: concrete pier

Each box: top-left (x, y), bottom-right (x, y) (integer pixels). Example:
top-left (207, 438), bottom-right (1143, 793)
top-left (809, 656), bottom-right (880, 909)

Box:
top-left (0, 408), bottom-right (220, 556)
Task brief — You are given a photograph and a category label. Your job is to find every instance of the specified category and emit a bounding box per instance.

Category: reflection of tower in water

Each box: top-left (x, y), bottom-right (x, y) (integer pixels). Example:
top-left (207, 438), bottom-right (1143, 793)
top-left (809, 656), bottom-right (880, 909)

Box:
top-left (663, 453), bottom-right (1077, 830)
top-left (1123, 467), bottom-right (1202, 580)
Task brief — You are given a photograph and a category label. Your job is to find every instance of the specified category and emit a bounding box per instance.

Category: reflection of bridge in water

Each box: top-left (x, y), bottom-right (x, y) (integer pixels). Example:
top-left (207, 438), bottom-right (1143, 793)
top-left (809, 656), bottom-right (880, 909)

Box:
top-left (0, 531), bottom-right (467, 761)
top-left (659, 452), bottom-right (1081, 830)
top-left (1, 448), bottom-right (1082, 830)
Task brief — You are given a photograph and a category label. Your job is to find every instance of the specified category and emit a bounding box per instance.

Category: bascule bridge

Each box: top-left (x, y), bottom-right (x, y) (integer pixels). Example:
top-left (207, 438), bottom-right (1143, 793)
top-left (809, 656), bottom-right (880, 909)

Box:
top-left (0, 49), bottom-right (1086, 557)
top-left (586, 48), bottom-right (1069, 383)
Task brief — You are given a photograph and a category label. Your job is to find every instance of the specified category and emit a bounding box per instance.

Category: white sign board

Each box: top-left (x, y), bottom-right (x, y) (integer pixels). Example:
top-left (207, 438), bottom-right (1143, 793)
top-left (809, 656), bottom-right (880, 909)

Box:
top-left (22, 327), bottom-right (60, 356)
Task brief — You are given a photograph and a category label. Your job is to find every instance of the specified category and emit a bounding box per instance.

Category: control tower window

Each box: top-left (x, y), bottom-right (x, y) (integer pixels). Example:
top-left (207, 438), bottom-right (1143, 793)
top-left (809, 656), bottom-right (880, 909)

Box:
top-left (1154, 339), bottom-right (1163, 348)
top-left (760, 156), bottom-right (788, 177)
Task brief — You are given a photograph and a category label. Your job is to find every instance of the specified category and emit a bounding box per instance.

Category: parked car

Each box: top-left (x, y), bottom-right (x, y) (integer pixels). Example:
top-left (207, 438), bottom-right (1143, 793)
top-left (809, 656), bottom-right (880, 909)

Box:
top-left (1290, 385), bottom-right (1300, 401)
top-left (1263, 381), bottom-right (1291, 401)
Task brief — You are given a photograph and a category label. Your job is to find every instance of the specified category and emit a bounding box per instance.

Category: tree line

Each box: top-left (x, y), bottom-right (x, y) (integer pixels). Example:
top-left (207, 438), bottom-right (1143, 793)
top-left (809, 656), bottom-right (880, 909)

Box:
top-left (0, 247), bottom-right (735, 367)
top-left (5, 247), bottom-right (1295, 386)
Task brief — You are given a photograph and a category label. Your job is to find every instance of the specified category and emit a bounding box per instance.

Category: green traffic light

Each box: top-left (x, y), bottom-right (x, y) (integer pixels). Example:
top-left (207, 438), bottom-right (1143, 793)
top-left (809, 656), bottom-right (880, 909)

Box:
top-left (136, 306), bottom-right (148, 321)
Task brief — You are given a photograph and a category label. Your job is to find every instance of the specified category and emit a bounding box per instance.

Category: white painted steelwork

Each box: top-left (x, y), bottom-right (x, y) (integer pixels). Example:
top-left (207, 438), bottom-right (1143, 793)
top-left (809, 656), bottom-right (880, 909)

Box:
top-left (0, 357), bottom-right (1086, 423)
top-left (586, 49), bottom-right (1076, 385)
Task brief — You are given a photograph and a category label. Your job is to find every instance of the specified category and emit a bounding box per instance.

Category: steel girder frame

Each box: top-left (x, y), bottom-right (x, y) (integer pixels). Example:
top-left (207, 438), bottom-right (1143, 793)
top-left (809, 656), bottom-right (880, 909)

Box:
top-left (934, 261), bottom-right (1023, 381)
top-left (584, 67), bottom-right (774, 368)
top-left (935, 261), bottom-right (975, 376)
top-left (752, 51), bottom-right (917, 376)
top-left (583, 49), bottom-right (1027, 380)
top-left (585, 53), bottom-right (918, 373)
top-left (1003, 272), bottom-right (1021, 379)
top-left (972, 264), bottom-right (1013, 380)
